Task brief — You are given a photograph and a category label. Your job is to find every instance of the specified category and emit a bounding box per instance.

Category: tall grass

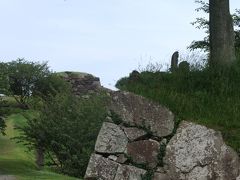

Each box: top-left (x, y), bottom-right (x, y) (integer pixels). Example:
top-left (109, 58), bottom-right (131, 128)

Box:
top-left (116, 55), bottom-right (240, 152)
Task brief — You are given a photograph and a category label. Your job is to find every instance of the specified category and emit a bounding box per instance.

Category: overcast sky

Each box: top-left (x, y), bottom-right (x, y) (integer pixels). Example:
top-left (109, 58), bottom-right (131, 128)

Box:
top-left (0, 0), bottom-right (239, 89)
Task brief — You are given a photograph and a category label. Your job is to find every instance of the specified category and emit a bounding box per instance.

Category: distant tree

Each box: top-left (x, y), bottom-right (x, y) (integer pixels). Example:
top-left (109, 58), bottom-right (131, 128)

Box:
top-left (189, 0), bottom-right (240, 55)
top-left (4, 59), bottom-right (51, 108)
top-left (0, 62), bottom-right (9, 95)
top-left (0, 62), bottom-right (9, 135)
top-left (15, 92), bottom-right (107, 177)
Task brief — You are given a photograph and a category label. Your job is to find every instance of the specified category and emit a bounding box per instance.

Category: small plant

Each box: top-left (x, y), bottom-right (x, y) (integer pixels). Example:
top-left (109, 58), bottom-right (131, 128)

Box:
top-left (141, 169), bottom-right (154, 180)
top-left (109, 110), bottom-right (123, 125)
top-left (158, 142), bottom-right (167, 167)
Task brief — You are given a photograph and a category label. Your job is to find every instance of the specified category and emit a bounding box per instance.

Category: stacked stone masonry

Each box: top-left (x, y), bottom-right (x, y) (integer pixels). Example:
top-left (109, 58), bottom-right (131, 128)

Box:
top-left (64, 72), bottom-right (240, 180)
top-left (84, 90), bottom-right (240, 180)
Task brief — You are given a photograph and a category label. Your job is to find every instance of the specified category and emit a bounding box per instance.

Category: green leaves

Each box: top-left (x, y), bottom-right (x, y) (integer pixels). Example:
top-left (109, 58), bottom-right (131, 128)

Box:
top-left (16, 93), bottom-right (107, 177)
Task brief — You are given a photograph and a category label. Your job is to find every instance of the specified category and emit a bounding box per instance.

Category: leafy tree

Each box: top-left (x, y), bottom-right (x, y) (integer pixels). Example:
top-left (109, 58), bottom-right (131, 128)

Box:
top-left (16, 92), bottom-right (107, 177)
top-left (0, 116), bottom-right (6, 135)
top-left (32, 73), bottom-right (71, 100)
top-left (0, 63), bottom-right (9, 135)
top-left (4, 59), bottom-right (51, 108)
top-left (189, 0), bottom-right (240, 54)
top-left (0, 62), bottom-right (9, 95)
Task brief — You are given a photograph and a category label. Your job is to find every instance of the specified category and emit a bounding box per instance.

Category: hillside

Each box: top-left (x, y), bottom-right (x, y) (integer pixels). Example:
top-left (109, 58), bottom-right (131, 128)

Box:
top-left (0, 112), bottom-right (79, 180)
top-left (116, 68), bottom-right (240, 152)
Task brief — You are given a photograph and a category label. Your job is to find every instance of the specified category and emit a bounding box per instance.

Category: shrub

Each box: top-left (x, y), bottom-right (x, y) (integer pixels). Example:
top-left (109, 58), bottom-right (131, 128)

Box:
top-left (16, 92), bottom-right (107, 177)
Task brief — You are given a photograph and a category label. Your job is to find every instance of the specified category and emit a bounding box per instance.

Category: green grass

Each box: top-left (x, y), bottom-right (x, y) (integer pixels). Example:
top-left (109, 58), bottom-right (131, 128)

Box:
top-left (0, 113), bottom-right (79, 180)
top-left (116, 65), bottom-right (240, 153)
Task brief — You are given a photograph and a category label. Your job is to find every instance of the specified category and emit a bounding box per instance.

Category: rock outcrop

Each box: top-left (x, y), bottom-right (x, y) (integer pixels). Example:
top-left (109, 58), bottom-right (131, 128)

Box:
top-left (164, 121), bottom-right (239, 180)
top-left (61, 71), bottom-right (101, 95)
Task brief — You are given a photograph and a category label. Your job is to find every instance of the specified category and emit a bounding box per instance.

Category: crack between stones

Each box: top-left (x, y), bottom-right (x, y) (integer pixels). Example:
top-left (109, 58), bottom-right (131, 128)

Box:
top-left (180, 161), bottom-right (212, 175)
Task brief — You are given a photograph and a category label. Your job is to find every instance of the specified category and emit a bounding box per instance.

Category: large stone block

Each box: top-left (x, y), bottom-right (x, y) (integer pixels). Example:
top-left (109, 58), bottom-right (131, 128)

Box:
top-left (164, 121), bottom-right (239, 180)
top-left (114, 165), bottom-right (146, 180)
top-left (84, 154), bottom-right (146, 180)
top-left (127, 139), bottom-right (160, 168)
top-left (84, 154), bottom-right (119, 180)
top-left (109, 91), bottom-right (174, 137)
top-left (95, 122), bottom-right (128, 154)
top-left (123, 127), bottom-right (147, 141)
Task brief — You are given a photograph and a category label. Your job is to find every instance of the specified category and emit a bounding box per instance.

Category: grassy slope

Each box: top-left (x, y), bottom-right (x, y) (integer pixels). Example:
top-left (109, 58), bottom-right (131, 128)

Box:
top-left (0, 113), bottom-right (79, 180)
top-left (116, 70), bottom-right (240, 152)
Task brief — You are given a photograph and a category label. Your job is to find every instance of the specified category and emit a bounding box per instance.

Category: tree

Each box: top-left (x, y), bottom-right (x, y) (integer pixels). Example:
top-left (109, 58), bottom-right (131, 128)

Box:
top-left (189, 0), bottom-right (240, 55)
top-left (0, 62), bottom-right (9, 135)
top-left (0, 62), bottom-right (9, 95)
top-left (209, 0), bottom-right (236, 67)
top-left (4, 59), bottom-right (51, 108)
top-left (32, 73), bottom-right (71, 100)
top-left (0, 116), bottom-right (6, 135)
top-left (15, 92), bottom-right (107, 177)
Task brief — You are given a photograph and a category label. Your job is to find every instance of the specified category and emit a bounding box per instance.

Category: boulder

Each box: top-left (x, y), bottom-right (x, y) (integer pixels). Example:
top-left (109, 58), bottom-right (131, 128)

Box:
top-left (127, 139), bottom-right (160, 168)
top-left (114, 165), bottom-right (146, 180)
top-left (164, 121), bottom-right (239, 180)
top-left (109, 91), bottom-right (174, 137)
top-left (116, 154), bottom-right (128, 164)
top-left (84, 154), bottom-right (146, 180)
top-left (237, 175), bottom-right (240, 180)
top-left (153, 173), bottom-right (170, 180)
top-left (95, 122), bottom-right (128, 154)
top-left (123, 127), bottom-right (147, 141)
top-left (84, 154), bottom-right (119, 180)
top-left (61, 71), bottom-right (101, 95)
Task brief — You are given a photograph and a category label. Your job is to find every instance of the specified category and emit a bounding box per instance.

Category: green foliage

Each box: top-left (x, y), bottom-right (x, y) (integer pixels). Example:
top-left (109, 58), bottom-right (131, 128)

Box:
top-left (141, 170), bottom-right (154, 180)
top-left (32, 73), bottom-right (71, 100)
top-left (1, 59), bottom-right (51, 108)
top-left (189, 0), bottom-right (240, 52)
top-left (0, 113), bottom-right (78, 180)
top-left (157, 142), bottom-right (167, 167)
top-left (109, 110), bottom-right (123, 125)
top-left (0, 62), bottom-right (9, 95)
top-left (116, 58), bottom-right (240, 152)
top-left (16, 93), bottom-right (107, 178)
top-left (0, 116), bottom-right (6, 135)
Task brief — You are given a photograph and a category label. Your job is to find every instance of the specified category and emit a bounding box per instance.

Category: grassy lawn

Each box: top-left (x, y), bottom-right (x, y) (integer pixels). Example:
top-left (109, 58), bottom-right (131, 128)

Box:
top-left (0, 113), bottom-right (79, 180)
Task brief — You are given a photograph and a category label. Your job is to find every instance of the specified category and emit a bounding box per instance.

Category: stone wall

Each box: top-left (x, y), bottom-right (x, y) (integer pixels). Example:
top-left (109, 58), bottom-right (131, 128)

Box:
top-left (84, 91), bottom-right (175, 180)
top-left (62, 72), bottom-right (240, 179)
top-left (84, 90), bottom-right (240, 180)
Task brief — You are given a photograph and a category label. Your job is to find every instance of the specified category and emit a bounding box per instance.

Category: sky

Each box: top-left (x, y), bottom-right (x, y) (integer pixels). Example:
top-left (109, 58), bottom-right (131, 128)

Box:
top-left (0, 0), bottom-right (239, 89)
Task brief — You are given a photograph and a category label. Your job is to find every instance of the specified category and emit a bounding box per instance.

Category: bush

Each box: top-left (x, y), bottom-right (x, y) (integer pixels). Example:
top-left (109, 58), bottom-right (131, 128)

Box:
top-left (16, 92), bottom-right (107, 177)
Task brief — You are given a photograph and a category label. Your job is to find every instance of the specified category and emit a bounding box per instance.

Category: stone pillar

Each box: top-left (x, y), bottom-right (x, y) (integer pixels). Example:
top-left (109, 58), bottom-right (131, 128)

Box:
top-left (170, 51), bottom-right (179, 72)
